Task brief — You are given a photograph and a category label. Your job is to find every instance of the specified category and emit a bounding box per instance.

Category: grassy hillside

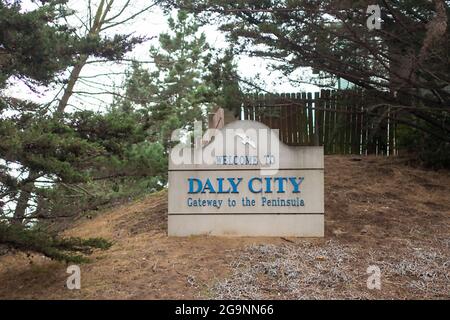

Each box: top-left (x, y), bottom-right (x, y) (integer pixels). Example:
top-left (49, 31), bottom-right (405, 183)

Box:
top-left (1, 156), bottom-right (449, 299)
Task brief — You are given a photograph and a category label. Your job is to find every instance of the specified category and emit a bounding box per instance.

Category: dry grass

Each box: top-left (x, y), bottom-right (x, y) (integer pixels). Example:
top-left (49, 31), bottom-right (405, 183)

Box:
top-left (0, 155), bottom-right (449, 299)
top-left (209, 239), bottom-right (450, 299)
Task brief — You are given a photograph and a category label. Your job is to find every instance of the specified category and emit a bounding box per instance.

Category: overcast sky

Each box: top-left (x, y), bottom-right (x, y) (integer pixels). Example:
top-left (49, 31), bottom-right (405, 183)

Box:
top-left (8, 0), bottom-right (319, 112)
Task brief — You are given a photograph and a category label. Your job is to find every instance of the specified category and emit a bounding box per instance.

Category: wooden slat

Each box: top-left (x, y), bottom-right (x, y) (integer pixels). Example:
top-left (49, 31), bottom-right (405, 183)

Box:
top-left (361, 91), bottom-right (369, 155)
top-left (240, 90), bottom-right (395, 156)
top-left (328, 91), bottom-right (336, 154)
top-left (351, 91), bottom-right (359, 154)
top-left (345, 91), bottom-right (352, 154)
top-left (287, 93), bottom-right (295, 145)
top-left (257, 93), bottom-right (264, 123)
top-left (322, 90), bottom-right (330, 153)
top-left (243, 99), bottom-right (250, 120)
top-left (307, 92), bottom-right (313, 145)
top-left (338, 91), bottom-right (344, 154)
top-left (285, 93), bottom-right (292, 145)
top-left (339, 91), bottom-right (346, 154)
top-left (388, 107), bottom-right (393, 156)
top-left (355, 96), bottom-right (362, 155)
top-left (287, 93), bottom-right (293, 145)
top-left (291, 93), bottom-right (300, 146)
top-left (294, 93), bottom-right (300, 144)
top-left (314, 91), bottom-right (321, 146)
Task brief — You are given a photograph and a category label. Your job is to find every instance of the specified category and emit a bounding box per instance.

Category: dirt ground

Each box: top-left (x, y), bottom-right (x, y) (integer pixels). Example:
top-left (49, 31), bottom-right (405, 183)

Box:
top-left (0, 155), bottom-right (449, 299)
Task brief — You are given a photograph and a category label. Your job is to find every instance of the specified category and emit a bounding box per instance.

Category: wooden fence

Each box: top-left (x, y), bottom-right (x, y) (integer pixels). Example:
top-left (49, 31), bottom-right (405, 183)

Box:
top-left (241, 90), bottom-right (397, 156)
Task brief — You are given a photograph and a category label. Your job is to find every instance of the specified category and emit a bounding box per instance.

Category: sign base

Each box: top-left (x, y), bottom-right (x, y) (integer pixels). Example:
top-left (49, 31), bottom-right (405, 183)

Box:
top-left (168, 214), bottom-right (324, 237)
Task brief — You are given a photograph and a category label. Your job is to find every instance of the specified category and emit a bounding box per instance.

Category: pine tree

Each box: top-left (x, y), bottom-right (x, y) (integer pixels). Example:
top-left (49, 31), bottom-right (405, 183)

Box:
top-left (205, 49), bottom-right (243, 118)
top-left (0, 0), bottom-right (156, 262)
top-left (123, 10), bottom-right (216, 148)
top-left (168, 0), bottom-right (450, 167)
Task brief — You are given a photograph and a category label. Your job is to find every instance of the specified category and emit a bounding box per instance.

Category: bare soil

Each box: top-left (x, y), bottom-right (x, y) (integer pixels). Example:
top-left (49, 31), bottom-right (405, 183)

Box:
top-left (1, 155), bottom-right (449, 299)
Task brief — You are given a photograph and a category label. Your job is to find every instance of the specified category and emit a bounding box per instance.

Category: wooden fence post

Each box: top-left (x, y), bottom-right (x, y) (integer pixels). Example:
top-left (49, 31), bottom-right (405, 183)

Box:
top-left (241, 90), bottom-right (395, 156)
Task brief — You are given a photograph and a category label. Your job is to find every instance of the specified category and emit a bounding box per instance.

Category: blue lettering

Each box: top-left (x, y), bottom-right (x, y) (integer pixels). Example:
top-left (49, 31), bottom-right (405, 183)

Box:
top-left (217, 178), bottom-right (231, 193)
top-left (289, 177), bottom-right (304, 193)
top-left (188, 178), bottom-right (202, 194)
top-left (274, 177), bottom-right (288, 193)
top-left (201, 178), bottom-right (216, 193)
top-left (248, 177), bottom-right (262, 193)
top-left (228, 177), bottom-right (242, 193)
top-left (264, 177), bottom-right (273, 193)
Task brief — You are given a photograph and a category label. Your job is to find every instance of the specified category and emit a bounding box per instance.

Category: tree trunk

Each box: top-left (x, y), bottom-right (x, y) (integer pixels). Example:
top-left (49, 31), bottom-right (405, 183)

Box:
top-left (55, 0), bottom-right (110, 115)
top-left (12, 171), bottom-right (39, 226)
top-left (55, 55), bottom-right (88, 115)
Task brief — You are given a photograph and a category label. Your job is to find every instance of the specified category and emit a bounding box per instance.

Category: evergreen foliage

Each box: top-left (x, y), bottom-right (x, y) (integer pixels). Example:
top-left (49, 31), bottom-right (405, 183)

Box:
top-left (167, 1), bottom-right (450, 167)
top-left (0, 0), bottom-right (155, 261)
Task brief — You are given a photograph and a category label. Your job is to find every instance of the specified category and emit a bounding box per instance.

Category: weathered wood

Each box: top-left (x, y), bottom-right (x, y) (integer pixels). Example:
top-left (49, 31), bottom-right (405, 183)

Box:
top-left (306, 92), bottom-right (313, 145)
top-left (241, 90), bottom-right (395, 156)
top-left (293, 95), bottom-right (300, 145)
top-left (314, 92), bottom-right (321, 146)
top-left (355, 102), bottom-right (362, 155)
top-left (322, 90), bottom-right (331, 154)
top-left (291, 93), bottom-right (297, 145)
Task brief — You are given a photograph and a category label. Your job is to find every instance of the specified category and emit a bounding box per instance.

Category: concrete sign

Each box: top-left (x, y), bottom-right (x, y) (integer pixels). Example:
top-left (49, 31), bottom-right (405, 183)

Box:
top-left (168, 120), bottom-right (324, 237)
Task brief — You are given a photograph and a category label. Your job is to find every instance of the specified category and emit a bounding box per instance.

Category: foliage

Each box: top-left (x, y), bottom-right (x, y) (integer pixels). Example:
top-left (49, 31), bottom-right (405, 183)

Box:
top-left (397, 120), bottom-right (450, 169)
top-left (0, 2), bottom-right (242, 260)
top-left (0, 0), bottom-right (143, 88)
top-left (121, 10), bottom-right (242, 147)
top-left (0, 0), bottom-right (155, 260)
top-left (166, 0), bottom-right (450, 166)
top-left (0, 221), bottom-right (111, 262)
top-left (205, 49), bottom-right (243, 117)
top-left (0, 105), bottom-right (167, 214)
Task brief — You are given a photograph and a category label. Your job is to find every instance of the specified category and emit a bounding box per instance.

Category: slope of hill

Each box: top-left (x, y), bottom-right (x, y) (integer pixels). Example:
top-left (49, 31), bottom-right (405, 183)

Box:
top-left (1, 156), bottom-right (449, 299)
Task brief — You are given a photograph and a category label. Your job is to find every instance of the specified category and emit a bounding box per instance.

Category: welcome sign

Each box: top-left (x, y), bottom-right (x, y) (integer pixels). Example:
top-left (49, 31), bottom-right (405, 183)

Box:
top-left (168, 120), bottom-right (324, 237)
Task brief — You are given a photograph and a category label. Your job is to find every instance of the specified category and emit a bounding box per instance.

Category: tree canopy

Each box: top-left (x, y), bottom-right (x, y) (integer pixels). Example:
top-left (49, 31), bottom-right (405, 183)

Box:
top-left (0, 0), bottom-right (160, 261)
top-left (0, 3), bottom-right (242, 261)
top-left (165, 0), bottom-right (450, 156)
